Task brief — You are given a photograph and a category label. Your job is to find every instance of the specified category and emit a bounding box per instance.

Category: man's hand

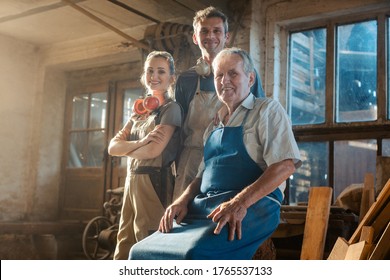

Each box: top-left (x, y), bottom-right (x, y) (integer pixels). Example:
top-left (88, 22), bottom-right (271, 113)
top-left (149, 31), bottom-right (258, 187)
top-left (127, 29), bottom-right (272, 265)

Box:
top-left (207, 198), bottom-right (247, 241)
top-left (158, 201), bottom-right (188, 233)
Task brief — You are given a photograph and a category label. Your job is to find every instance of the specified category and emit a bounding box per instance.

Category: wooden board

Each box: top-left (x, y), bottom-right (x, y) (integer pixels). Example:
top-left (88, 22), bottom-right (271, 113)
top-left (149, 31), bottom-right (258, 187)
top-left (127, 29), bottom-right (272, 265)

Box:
top-left (369, 222), bottom-right (390, 260)
top-left (359, 226), bottom-right (374, 243)
top-left (359, 173), bottom-right (375, 222)
top-left (344, 241), bottom-right (374, 260)
top-left (370, 201), bottom-right (390, 242)
top-left (345, 241), bottom-right (366, 260)
top-left (349, 178), bottom-right (390, 243)
top-left (300, 187), bottom-right (333, 260)
top-left (327, 237), bottom-right (349, 260)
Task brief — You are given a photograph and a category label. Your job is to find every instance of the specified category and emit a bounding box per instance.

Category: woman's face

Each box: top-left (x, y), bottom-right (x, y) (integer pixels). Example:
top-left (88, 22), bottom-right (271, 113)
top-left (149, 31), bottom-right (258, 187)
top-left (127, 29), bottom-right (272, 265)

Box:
top-left (144, 57), bottom-right (173, 94)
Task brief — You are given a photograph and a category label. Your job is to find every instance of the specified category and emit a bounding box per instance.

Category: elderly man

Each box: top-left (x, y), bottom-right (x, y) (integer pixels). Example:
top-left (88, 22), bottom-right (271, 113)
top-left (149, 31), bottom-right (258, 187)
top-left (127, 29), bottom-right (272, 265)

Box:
top-left (129, 48), bottom-right (301, 260)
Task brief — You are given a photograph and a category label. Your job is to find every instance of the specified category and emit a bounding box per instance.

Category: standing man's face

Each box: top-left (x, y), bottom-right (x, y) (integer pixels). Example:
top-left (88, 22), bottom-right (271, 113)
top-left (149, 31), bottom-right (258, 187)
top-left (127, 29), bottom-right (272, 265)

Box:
top-left (193, 17), bottom-right (230, 58)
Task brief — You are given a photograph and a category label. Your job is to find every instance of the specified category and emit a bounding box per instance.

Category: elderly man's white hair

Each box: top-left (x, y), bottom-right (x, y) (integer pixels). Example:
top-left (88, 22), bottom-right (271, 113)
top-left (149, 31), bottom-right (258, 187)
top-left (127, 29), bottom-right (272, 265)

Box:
top-left (212, 47), bottom-right (255, 76)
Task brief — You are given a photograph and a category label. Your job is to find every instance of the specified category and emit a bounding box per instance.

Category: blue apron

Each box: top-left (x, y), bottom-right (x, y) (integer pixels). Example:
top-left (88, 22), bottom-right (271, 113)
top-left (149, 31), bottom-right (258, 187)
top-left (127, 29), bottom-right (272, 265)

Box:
top-left (129, 110), bottom-right (283, 260)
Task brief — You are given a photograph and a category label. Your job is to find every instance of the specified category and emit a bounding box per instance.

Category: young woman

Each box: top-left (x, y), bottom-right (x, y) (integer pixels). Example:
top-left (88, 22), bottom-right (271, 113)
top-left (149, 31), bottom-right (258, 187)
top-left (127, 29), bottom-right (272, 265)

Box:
top-left (108, 51), bottom-right (182, 260)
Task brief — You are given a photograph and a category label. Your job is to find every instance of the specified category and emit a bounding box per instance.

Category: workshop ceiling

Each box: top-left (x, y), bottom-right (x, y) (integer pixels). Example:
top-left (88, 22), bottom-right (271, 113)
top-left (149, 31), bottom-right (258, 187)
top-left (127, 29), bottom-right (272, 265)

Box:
top-left (0, 0), bottom-right (226, 48)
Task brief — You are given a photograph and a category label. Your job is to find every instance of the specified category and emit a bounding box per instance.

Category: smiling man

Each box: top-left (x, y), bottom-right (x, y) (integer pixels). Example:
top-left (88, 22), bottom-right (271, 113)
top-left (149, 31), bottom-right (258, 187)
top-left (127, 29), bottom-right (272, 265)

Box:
top-left (173, 6), bottom-right (265, 202)
top-left (129, 48), bottom-right (301, 260)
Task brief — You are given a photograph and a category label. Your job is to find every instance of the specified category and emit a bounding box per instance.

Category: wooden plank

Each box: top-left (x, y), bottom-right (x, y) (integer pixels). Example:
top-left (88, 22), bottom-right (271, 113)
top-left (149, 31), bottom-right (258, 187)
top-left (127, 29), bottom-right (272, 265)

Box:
top-left (345, 241), bottom-right (371, 260)
top-left (327, 237), bottom-right (349, 260)
top-left (376, 156), bottom-right (390, 195)
top-left (370, 201), bottom-right (390, 242)
top-left (349, 178), bottom-right (390, 243)
top-left (359, 226), bottom-right (374, 243)
top-left (359, 173), bottom-right (375, 222)
top-left (369, 222), bottom-right (390, 260)
top-left (300, 187), bottom-right (333, 260)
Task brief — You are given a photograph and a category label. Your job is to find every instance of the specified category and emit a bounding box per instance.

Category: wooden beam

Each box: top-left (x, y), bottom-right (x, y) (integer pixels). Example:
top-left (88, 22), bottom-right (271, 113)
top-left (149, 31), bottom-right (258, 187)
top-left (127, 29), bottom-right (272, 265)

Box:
top-left (107, 0), bottom-right (160, 24)
top-left (172, 0), bottom-right (207, 12)
top-left (0, 0), bottom-right (87, 24)
top-left (300, 187), bottom-right (333, 260)
top-left (62, 0), bottom-right (150, 51)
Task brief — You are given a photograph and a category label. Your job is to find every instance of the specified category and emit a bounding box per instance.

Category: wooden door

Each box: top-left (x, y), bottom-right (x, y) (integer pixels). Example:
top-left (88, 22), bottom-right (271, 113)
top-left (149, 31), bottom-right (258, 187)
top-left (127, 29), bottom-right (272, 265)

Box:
top-left (60, 81), bottom-right (142, 221)
top-left (60, 83), bottom-right (110, 221)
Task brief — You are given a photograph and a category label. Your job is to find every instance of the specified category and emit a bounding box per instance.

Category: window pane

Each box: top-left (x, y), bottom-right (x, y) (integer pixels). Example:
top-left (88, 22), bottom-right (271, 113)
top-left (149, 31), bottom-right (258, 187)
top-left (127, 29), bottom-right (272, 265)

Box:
top-left (289, 142), bottom-right (329, 205)
top-left (120, 88), bottom-right (143, 168)
top-left (90, 92), bottom-right (107, 129)
top-left (288, 28), bottom-right (327, 125)
top-left (68, 132), bottom-right (87, 167)
top-left (68, 131), bottom-right (106, 167)
top-left (336, 20), bottom-right (377, 123)
top-left (382, 139), bottom-right (390, 156)
top-left (123, 88), bottom-right (143, 125)
top-left (71, 94), bottom-right (88, 129)
top-left (334, 140), bottom-right (377, 199)
top-left (87, 130), bottom-right (105, 167)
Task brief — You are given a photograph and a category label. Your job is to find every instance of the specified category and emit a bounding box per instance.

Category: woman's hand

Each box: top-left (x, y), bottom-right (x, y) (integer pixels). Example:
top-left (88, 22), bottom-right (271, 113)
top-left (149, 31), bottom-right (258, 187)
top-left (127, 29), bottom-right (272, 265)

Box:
top-left (158, 201), bottom-right (188, 233)
top-left (207, 198), bottom-right (248, 241)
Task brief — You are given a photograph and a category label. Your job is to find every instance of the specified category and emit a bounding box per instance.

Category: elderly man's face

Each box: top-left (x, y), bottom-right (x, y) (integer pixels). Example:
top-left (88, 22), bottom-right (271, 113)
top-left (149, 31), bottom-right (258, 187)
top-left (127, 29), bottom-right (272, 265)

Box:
top-left (213, 53), bottom-right (254, 108)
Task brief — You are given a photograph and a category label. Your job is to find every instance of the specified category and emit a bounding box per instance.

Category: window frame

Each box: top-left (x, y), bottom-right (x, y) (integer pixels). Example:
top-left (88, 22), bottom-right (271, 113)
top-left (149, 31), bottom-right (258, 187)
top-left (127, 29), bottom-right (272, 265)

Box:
top-left (281, 9), bottom-right (390, 203)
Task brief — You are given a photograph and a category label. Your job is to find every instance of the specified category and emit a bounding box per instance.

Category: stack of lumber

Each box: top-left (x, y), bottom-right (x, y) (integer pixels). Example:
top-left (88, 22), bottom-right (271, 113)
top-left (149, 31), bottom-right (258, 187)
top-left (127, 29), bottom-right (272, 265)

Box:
top-left (328, 178), bottom-right (390, 260)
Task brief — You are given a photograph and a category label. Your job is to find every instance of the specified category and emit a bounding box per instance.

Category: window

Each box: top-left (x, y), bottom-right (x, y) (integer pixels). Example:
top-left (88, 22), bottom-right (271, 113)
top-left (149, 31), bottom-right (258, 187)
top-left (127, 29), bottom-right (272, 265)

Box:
top-left (287, 12), bottom-right (390, 205)
top-left (122, 88), bottom-right (143, 127)
top-left (68, 92), bottom-right (107, 167)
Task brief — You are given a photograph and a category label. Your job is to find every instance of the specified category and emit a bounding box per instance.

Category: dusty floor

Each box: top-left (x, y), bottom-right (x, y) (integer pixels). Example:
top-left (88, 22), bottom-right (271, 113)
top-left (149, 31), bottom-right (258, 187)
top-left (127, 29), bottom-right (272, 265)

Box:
top-left (0, 234), bottom-right (85, 260)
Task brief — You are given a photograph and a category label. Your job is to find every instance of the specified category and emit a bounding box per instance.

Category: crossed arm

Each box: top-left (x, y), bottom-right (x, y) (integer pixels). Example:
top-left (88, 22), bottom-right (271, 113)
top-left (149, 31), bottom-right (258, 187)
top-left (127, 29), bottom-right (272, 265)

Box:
top-left (108, 121), bottom-right (176, 160)
top-left (159, 158), bottom-right (296, 241)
